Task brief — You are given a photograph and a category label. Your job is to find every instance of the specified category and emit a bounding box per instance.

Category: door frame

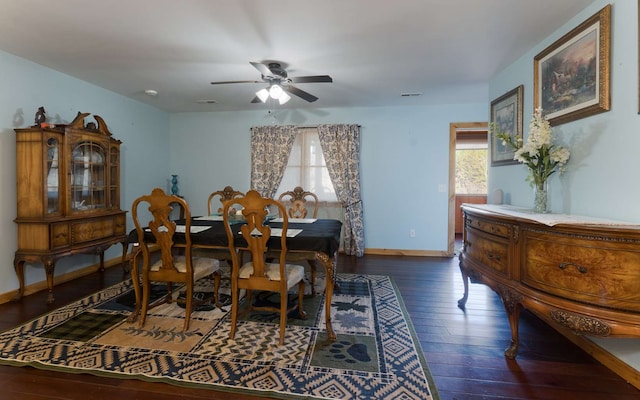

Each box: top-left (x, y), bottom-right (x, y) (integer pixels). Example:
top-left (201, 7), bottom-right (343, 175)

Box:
top-left (448, 121), bottom-right (488, 256)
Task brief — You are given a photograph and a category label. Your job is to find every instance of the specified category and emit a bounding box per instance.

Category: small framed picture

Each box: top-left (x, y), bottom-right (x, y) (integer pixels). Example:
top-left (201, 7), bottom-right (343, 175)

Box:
top-left (490, 85), bottom-right (523, 166)
top-left (534, 4), bottom-right (611, 125)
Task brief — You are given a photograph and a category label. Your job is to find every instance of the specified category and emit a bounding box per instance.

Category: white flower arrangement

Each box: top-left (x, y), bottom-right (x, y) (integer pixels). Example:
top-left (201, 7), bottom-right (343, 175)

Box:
top-left (494, 107), bottom-right (570, 191)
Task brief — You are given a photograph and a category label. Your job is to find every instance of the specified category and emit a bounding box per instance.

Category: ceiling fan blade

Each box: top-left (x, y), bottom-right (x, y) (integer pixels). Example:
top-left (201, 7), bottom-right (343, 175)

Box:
top-left (250, 61), bottom-right (274, 78)
top-left (284, 85), bottom-right (318, 102)
top-left (210, 80), bottom-right (261, 85)
top-left (290, 75), bottom-right (333, 84)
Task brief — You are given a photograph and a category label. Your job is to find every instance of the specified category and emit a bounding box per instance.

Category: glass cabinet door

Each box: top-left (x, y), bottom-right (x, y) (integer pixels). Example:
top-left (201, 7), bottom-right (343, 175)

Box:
top-left (46, 137), bottom-right (60, 214)
top-left (109, 147), bottom-right (120, 209)
top-left (71, 141), bottom-right (106, 212)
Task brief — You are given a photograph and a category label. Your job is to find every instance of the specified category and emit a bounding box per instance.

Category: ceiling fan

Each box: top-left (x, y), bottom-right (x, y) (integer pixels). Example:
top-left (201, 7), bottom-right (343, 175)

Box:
top-left (210, 61), bottom-right (332, 104)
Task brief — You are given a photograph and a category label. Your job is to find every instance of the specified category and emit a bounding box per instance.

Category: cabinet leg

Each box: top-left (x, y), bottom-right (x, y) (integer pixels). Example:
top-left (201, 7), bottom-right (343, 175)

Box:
top-left (43, 259), bottom-right (56, 304)
top-left (98, 251), bottom-right (105, 272)
top-left (13, 257), bottom-right (25, 301)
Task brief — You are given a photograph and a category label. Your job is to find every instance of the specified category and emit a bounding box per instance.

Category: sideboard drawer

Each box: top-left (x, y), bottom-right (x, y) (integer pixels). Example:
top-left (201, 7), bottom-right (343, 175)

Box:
top-left (522, 231), bottom-right (640, 312)
top-left (465, 228), bottom-right (509, 276)
top-left (466, 216), bottom-right (510, 238)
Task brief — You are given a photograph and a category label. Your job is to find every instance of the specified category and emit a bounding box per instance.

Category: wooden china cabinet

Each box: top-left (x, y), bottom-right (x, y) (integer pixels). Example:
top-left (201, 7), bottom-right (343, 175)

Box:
top-left (14, 112), bottom-right (128, 303)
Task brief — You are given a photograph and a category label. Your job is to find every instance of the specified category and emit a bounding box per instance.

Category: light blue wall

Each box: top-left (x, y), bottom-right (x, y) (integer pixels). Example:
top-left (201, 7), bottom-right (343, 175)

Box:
top-left (0, 50), bottom-right (170, 295)
top-left (489, 0), bottom-right (640, 222)
top-left (169, 103), bottom-right (487, 252)
top-left (489, 0), bottom-right (640, 372)
top-left (0, 46), bottom-right (488, 297)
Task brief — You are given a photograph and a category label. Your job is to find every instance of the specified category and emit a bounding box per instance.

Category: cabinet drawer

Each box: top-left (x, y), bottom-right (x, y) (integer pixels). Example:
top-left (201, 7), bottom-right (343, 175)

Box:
top-left (51, 223), bottom-right (70, 248)
top-left (522, 231), bottom-right (640, 312)
top-left (114, 214), bottom-right (126, 235)
top-left (465, 228), bottom-right (509, 275)
top-left (71, 217), bottom-right (117, 244)
top-left (466, 216), bottom-right (510, 238)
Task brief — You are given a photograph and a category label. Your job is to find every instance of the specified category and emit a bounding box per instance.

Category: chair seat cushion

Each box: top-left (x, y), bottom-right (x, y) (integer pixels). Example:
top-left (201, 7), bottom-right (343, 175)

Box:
top-left (151, 256), bottom-right (220, 280)
top-left (239, 262), bottom-right (305, 289)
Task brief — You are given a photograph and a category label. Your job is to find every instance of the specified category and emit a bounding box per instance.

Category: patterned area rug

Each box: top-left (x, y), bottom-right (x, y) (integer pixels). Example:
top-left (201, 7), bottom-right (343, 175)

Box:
top-left (0, 273), bottom-right (438, 400)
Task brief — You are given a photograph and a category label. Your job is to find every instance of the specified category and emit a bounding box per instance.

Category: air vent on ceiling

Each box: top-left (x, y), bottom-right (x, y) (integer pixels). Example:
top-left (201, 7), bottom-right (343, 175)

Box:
top-left (401, 92), bottom-right (422, 97)
top-left (196, 99), bottom-right (216, 104)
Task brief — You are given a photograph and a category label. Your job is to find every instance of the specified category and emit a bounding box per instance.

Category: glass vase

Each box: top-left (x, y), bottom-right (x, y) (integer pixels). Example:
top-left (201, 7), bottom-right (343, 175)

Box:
top-left (533, 181), bottom-right (548, 213)
top-left (171, 175), bottom-right (179, 196)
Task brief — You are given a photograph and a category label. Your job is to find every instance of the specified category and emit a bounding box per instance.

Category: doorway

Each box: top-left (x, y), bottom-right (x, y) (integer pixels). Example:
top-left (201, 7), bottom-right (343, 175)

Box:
top-left (447, 122), bottom-right (488, 256)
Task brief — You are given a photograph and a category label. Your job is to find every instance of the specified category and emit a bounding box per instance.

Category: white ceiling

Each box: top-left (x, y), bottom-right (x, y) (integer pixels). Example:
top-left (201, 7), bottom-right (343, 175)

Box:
top-left (0, 0), bottom-right (592, 113)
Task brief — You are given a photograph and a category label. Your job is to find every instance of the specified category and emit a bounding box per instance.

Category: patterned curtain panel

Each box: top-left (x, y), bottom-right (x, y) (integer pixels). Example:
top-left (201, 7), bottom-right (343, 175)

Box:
top-left (250, 125), bottom-right (297, 198)
top-left (318, 124), bottom-right (365, 257)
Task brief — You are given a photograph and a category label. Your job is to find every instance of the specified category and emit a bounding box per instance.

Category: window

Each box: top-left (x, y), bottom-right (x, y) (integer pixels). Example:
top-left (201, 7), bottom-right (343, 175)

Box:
top-left (276, 127), bottom-right (338, 202)
top-left (455, 131), bottom-right (488, 195)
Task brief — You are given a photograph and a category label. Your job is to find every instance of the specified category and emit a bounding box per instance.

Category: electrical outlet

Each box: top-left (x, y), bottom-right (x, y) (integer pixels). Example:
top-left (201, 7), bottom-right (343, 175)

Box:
top-left (410, 229), bottom-right (416, 237)
top-left (438, 184), bottom-right (447, 193)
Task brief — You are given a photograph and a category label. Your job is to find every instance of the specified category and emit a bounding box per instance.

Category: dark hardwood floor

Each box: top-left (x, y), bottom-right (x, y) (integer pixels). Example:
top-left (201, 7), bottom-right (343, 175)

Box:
top-left (0, 253), bottom-right (638, 399)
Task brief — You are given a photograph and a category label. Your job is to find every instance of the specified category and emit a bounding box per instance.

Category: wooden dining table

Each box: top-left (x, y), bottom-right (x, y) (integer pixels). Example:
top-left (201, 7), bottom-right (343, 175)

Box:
top-left (126, 217), bottom-right (343, 340)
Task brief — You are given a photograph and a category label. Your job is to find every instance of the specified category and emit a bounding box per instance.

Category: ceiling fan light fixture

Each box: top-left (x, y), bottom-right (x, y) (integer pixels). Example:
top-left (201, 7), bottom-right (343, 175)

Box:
top-left (256, 88), bottom-right (270, 103)
top-left (213, 61), bottom-right (332, 104)
top-left (269, 84), bottom-right (284, 99)
top-left (278, 91), bottom-right (291, 105)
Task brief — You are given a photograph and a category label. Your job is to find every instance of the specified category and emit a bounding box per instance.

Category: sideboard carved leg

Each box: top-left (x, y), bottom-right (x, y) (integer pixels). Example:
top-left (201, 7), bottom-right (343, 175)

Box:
top-left (497, 284), bottom-right (523, 359)
top-left (504, 303), bottom-right (522, 359)
top-left (457, 260), bottom-right (469, 309)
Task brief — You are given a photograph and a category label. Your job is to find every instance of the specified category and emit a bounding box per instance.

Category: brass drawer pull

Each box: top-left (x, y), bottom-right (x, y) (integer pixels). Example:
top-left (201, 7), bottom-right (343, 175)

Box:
top-left (559, 262), bottom-right (587, 274)
top-left (487, 252), bottom-right (501, 261)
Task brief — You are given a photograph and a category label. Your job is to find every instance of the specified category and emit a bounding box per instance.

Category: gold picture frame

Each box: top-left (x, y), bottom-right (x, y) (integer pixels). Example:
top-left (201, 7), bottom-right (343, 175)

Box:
top-left (534, 4), bottom-right (611, 126)
top-left (490, 85), bottom-right (523, 166)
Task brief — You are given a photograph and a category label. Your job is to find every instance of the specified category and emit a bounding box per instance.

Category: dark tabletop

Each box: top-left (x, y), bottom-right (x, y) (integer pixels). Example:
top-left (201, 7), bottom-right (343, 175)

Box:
top-left (128, 218), bottom-right (342, 256)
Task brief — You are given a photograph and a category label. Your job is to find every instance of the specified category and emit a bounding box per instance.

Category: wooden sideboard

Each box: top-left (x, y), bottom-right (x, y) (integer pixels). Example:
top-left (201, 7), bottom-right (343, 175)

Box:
top-left (458, 204), bottom-right (640, 361)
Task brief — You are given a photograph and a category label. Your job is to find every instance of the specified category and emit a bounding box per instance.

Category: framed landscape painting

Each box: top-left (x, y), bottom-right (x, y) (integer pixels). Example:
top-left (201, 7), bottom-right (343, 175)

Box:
top-left (490, 85), bottom-right (523, 166)
top-left (534, 4), bottom-right (610, 126)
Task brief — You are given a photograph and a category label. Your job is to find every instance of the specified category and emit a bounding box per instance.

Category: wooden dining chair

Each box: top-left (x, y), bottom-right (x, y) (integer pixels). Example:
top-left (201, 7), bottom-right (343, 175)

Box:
top-left (278, 186), bottom-right (319, 219)
top-left (207, 186), bottom-right (245, 215)
top-left (223, 189), bottom-right (306, 346)
top-left (199, 186), bottom-right (246, 268)
top-left (132, 188), bottom-right (222, 331)
top-left (275, 186), bottom-right (320, 294)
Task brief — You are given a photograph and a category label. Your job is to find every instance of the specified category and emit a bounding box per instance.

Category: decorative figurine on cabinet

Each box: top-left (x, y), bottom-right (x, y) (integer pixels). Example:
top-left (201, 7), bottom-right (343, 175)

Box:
top-left (34, 106), bottom-right (46, 127)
